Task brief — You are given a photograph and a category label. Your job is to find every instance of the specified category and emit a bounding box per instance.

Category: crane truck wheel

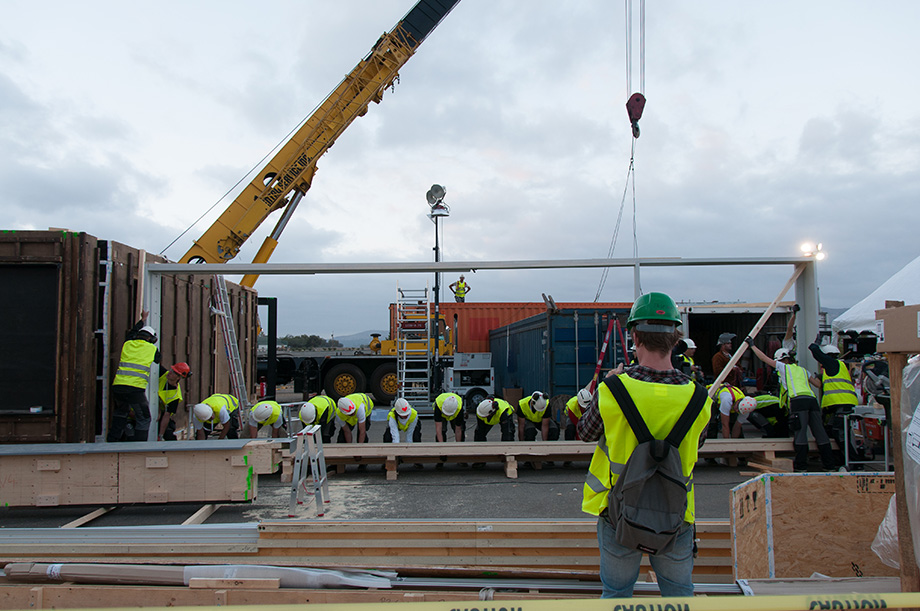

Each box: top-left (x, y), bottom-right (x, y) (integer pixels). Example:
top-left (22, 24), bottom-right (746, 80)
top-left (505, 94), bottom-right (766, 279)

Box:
top-left (369, 362), bottom-right (398, 404)
top-left (324, 363), bottom-right (366, 400)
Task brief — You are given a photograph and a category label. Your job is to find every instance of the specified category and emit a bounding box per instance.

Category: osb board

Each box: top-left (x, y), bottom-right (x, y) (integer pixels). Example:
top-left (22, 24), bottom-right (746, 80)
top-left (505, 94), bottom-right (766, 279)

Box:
top-left (731, 475), bottom-right (769, 579)
top-left (117, 449), bottom-right (257, 503)
top-left (732, 473), bottom-right (898, 580)
top-left (0, 454), bottom-right (118, 507)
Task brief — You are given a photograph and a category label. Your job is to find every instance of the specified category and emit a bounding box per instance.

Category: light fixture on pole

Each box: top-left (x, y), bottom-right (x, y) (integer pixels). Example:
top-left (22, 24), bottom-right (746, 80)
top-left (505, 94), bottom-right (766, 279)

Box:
top-left (426, 184), bottom-right (449, 402)
top-left (800, 242), bottom-right (826, 261)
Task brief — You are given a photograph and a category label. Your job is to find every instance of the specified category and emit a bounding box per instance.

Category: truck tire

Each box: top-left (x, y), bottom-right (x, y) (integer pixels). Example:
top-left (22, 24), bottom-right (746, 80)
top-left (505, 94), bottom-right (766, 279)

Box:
top-left (464, 387), bottom-right (489, 415)
top-left (369, 362), bottom-right (398, 404)
top-left (324, 363), bottom-right (366, 400)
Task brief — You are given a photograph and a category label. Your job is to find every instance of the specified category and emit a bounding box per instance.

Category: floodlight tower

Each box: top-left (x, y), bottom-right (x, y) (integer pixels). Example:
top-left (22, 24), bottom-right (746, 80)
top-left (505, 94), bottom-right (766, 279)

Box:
top-left (426, 184), bottom-right (449, 399)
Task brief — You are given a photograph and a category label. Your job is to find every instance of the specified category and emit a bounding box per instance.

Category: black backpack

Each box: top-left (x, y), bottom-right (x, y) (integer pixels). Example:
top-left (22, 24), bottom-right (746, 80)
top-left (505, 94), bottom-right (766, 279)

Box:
top-left (603, 375), bottom-right (708, 555)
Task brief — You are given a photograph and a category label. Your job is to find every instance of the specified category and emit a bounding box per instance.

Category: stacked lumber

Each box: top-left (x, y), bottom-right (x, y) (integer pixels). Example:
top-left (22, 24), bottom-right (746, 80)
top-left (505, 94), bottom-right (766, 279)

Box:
top-left (0, 520), bottom-right (733, 583)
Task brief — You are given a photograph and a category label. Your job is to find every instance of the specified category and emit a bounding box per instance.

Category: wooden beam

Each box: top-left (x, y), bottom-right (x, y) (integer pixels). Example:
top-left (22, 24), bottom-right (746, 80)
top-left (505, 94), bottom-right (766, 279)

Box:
top-left (182, 504), bottom-right (218, 525)
top-left (61, 507), bottom-right (114, 528)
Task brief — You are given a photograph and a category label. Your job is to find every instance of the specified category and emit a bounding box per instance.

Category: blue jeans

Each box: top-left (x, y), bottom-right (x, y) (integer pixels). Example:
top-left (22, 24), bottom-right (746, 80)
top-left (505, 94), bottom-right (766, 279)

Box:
top-left (596, 516), bottom-right (695, 598)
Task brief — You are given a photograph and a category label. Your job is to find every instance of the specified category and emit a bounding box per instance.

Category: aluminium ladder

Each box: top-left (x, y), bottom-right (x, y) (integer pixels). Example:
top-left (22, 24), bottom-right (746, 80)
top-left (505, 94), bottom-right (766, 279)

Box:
top-left (289, 424), bottom-right (330, 518)
top-left (395, 285), bottom-right (432, 410)
top-left (213, 275), bottom-right (249, 428)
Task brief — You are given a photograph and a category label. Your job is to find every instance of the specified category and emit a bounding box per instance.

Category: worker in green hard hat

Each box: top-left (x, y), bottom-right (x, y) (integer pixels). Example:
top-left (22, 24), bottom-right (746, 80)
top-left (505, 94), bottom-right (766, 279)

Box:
top-left (577, 291), bottom-right (712, 598)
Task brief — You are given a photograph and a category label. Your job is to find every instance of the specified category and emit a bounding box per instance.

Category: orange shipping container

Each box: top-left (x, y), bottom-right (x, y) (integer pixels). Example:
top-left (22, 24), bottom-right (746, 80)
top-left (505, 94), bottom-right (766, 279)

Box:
top-left (389, 302), bottom-right (632, 354)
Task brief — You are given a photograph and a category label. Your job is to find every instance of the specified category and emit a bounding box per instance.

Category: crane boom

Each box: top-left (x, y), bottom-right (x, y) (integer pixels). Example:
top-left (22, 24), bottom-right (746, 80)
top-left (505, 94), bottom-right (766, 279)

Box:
top-left (181, 0), bottom-right (460, 276)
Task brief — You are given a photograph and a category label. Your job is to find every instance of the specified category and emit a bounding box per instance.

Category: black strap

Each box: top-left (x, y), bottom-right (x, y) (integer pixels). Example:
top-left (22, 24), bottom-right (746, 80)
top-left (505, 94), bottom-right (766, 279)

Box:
top-left (604, 375), bottom-right (708, 447)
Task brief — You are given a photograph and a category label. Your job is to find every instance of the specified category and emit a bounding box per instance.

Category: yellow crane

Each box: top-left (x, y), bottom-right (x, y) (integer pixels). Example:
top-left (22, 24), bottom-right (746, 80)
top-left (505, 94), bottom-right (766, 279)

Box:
top-left (180, 0), bottom-right (460, 287)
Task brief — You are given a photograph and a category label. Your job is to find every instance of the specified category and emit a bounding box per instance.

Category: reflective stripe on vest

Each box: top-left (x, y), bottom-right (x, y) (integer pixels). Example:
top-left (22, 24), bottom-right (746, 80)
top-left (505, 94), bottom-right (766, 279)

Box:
top-left (518, 397), bottom-right (546, 423)
top-left (113, 340), bottom-right (157, 389)
top-left (781, 363), bottom-right (815, 399)
top-left (821, 362), bottom-right (858, 409)
top-left (455, 281), bottom-right (467, 297)
top-left (202, 394), bottom-right (239, 424)
top-left (158, 372), bottom-right (182, 410)
top-left (582, 374), bottom-right (711, 521)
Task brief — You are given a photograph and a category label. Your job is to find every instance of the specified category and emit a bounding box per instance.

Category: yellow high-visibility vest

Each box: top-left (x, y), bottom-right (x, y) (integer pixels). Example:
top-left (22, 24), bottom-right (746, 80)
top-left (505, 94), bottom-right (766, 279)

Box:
top-left (820, 362), bottom-right (858, 409)
top-left (582, 374), bottom-right (711, 521)
top-left (113, 340), bottom-right (157, 389)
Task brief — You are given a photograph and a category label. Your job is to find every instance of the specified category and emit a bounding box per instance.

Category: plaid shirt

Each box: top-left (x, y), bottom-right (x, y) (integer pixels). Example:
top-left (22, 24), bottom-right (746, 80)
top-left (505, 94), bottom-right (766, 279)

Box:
top-left (577, 365), bottom-right (694, 442)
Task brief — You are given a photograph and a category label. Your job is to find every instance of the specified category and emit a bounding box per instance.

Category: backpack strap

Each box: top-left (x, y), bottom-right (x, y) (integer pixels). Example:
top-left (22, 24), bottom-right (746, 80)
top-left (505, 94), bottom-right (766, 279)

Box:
top-left (665, 382), bottom-right (709, 448)
top-left (603, 375), bottom-right (653, 444)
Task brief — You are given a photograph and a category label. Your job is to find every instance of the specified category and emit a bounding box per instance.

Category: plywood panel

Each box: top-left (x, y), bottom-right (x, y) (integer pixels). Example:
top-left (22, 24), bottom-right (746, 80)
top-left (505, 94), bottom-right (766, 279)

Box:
top-left (731, 475), bottom-right (769, 579)
top-left (770, 473), bottom-right (897, 579)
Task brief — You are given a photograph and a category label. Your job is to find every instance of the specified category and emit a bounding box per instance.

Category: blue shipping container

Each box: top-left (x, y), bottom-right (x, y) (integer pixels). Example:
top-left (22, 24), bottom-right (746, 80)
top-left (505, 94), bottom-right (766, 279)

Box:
top-left (489, 307), bottom-right (630, 400)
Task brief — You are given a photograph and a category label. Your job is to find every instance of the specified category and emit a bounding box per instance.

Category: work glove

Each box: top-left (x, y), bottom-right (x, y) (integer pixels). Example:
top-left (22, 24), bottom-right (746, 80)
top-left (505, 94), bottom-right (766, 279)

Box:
top-left (743, 336), bottom-right (754, 347)
top-left (792, 303), bottom-right (801, 312)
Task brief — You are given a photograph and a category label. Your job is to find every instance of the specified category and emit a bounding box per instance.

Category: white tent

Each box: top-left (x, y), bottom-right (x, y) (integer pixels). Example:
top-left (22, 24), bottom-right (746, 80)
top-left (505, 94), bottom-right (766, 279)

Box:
top-left (832, 254), bottom-right (920, 335)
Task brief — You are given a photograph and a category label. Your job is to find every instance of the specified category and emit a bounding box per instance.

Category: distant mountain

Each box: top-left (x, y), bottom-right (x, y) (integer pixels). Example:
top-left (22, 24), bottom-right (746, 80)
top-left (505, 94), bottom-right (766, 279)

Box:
top-left (333, 330), bottom-right (387, 348)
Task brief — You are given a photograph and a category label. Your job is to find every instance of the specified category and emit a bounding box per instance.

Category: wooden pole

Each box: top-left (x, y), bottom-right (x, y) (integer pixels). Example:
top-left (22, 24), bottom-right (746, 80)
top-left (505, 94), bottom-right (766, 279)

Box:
top-left (708, 263), bottom-right (805, 398)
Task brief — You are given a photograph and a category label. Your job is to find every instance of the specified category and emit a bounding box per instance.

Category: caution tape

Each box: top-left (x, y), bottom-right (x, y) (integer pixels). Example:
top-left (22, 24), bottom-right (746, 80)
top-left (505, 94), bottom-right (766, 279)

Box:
top-left (104, 592), bottom-right (920, 611)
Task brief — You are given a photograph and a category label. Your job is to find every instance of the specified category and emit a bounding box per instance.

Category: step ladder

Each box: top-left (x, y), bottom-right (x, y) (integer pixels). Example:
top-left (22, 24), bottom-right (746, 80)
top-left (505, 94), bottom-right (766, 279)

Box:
top-left (289, 424), bottom-right (330, 518)
top-left (212, 275), bottom-right (249, 428)
top-left (395, 285), bottom-right (432, 410)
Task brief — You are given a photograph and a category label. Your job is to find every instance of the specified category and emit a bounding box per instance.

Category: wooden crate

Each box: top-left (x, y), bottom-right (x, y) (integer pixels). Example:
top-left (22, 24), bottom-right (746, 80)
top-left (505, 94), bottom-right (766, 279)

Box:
top-left (731, 472), bottom-right (899, 579)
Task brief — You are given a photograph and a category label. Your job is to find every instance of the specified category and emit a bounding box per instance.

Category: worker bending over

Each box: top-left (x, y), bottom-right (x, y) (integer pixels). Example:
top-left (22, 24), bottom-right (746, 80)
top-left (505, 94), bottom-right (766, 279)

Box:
top-left (157, 362), bottom-right (190, 441)
top-left (578, 292), bottom-right (711, 598)
top-left (384, 398), bottom-right (422, 443)
top-left (299, 393), bottom-right (337, 443)
top-left (564, 388), bottom-right (593, 440)
top-left (192, 394), bottom-right (240, 440)
top-left (336, 392), bottom-right (374, 443)
top-left (746, 338), bottom-right (836, 471)
top-left (248, 399), bottom-right (287, 438)
top-left (109, 310), bottom-right (159, 442)
top-left (474, 398), bottom-right (515, 442)
top-left (748, 394), bottom-right (789, 438)
top-left (710, 383), bottom-right (747, 439)
top-left (516, 391), bottom-right (560, 441)
top-left (433, 392), bottom-right (465, 442)
top-left (808, 341), bottom-right (858, 464)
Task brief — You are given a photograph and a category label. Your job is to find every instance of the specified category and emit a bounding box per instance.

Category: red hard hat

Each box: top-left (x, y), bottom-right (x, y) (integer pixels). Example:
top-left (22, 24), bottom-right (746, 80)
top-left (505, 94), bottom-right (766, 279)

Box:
top-left (171, 362), bottom-right (191, 377)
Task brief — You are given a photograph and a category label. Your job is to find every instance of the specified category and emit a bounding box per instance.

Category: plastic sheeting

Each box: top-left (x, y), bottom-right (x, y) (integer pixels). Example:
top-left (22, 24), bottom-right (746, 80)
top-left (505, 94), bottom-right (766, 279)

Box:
top-left (183, 565), bottom-right (393, 589)
top-left (832, 255), bottom-right (920, 335)
top-left (899, 359), bottom-right (920, 568)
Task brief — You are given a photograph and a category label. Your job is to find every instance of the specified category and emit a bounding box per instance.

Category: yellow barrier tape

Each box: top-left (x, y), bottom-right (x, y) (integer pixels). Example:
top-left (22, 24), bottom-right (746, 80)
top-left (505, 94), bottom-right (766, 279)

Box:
top-left (57, 593), bottom-right (920, 611)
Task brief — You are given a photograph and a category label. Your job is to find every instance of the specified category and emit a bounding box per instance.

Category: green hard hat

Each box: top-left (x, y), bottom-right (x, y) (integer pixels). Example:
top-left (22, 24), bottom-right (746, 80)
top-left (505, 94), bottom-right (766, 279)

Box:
top-left (627, 292), bottom-right (682, 331)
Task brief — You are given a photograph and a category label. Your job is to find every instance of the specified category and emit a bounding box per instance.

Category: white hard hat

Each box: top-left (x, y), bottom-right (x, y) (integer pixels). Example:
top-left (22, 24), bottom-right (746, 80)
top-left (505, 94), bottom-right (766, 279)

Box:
top-left (299, 402), bottom-right (317, 424)
top-left (531, 391), bottom-right (547, 412)
top-left (193, 403), bottom-right (213, 422)
top-left (683, 338), bottom-right (696, 350)
top-left (774, 348), bottom-right (791, 361)
top-left (394, 398), bottom-right (411, 418)
top-left (738, 397), bottom-right (757, 416)
top-left (337, 397), bottom-right (356, 416)
top-left (477, 399), bottom-right (495, 419)
top-left (441, 395), bottom-right (460, 418)
top-left (577, 388), bottom-right (593, 408)
top-left (821, 344), bottom-right (841, 355)
top-left (251, 401), bottom-right (274, 423)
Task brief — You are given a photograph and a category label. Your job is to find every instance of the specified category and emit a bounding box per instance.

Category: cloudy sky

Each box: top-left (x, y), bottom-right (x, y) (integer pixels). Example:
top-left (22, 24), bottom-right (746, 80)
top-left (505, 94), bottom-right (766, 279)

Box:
top-left (2, 1), bottom-right (918, 337)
